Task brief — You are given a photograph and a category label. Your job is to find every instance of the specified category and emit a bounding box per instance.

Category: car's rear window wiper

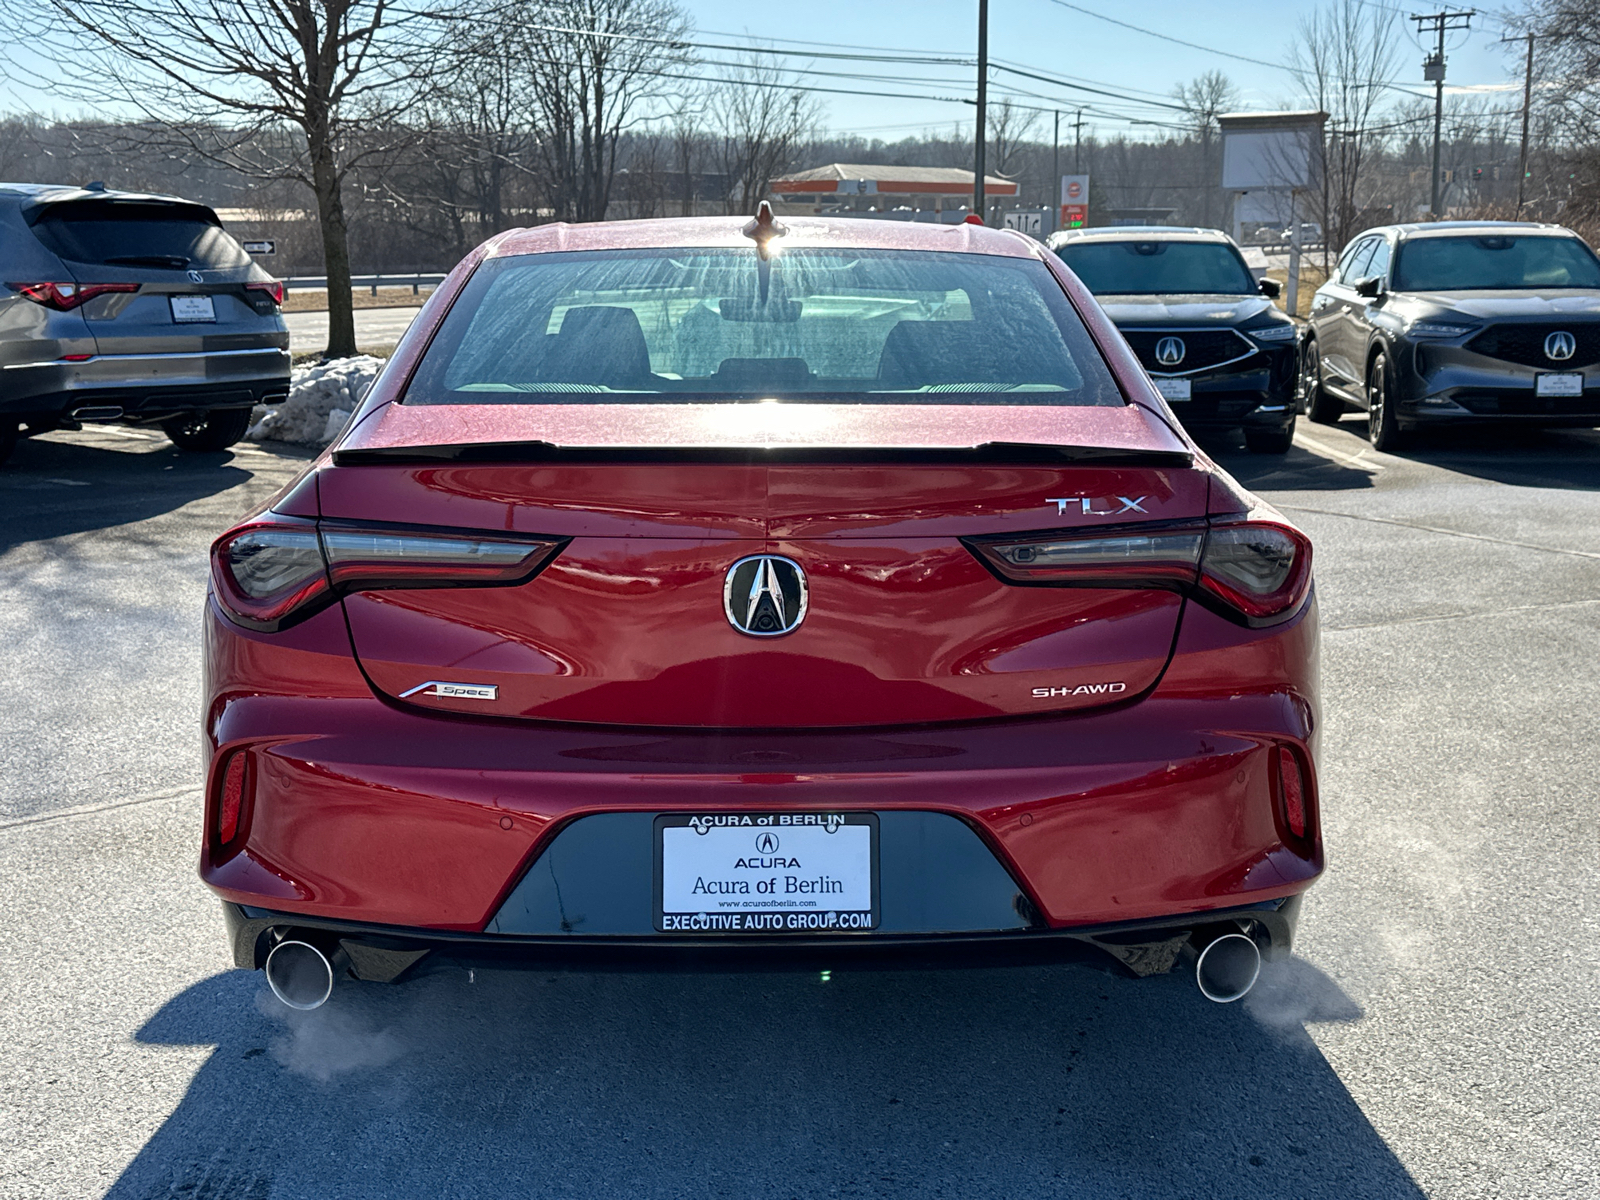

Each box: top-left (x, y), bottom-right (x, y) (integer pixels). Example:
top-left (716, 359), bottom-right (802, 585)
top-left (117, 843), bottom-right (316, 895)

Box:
top-left (103, 254), bottom-right (191, 269)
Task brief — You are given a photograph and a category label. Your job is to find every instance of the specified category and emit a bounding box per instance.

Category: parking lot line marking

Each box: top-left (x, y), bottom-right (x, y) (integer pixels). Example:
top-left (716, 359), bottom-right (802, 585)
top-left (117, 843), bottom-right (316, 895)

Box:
top-left (1281, 504), bottom-right (1600, 562)
top-left (1292, 430), bottom-right (1385, 471)
top-left (0, 786), bottom-right (197, 834)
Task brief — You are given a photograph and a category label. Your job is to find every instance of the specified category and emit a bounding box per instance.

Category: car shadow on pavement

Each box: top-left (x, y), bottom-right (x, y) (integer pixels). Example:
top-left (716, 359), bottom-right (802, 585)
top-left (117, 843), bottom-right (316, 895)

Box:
top-left (1201, 437), bottom-right (1379, 494)
top-left (1387, 424), bottom-right (1600, 491)
top-left (0, 434), bottom-right (278, 551)
top-left (108, 955), bottom-right (1423, 1200)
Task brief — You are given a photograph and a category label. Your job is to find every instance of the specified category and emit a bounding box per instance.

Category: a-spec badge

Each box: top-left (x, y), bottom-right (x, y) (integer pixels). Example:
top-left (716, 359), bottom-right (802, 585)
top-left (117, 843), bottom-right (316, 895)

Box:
top-left (399, 681), bottom-right (498, 701)
top-left (1046, 496), bottom-right (1148, 516)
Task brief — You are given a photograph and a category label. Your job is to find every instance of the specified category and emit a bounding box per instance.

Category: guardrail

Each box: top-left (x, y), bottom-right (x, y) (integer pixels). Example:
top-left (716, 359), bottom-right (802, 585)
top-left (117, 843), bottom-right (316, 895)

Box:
top-left (283, 273), bottom-right (447, 296)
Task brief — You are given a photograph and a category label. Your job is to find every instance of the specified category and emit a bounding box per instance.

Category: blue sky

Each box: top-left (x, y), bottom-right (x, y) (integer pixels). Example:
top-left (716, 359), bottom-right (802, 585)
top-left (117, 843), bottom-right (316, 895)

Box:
top-left (2, 0), bottom-right (1526, 141)
top-left (686, 0), bottom-right (1524, 141)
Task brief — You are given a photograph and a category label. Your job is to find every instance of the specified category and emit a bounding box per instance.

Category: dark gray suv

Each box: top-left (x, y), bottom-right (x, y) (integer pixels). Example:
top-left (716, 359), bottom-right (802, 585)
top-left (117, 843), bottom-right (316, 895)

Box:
top-left (1301, 220), bottom-right (1600, 450)
top-left (0, 183), bottom-right (290, 464)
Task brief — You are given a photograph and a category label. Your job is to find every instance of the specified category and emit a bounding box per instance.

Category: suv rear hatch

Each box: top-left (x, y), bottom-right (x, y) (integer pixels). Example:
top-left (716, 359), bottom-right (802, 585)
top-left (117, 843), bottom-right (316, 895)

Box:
top-left (316, 401), bottom-right (1207, 728)
top-left (25, 196), bottom-right (282, 357)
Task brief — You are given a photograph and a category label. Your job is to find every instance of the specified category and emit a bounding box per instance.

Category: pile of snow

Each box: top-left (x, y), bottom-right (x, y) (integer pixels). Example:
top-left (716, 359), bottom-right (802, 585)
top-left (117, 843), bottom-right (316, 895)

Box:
top-left (248, 355), bottom-right (385, 446)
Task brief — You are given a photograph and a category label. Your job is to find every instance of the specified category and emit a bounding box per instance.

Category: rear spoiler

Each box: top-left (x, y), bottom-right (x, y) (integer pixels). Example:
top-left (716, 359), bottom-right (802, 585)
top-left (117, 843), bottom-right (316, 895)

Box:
top-left (332, 440), bottom-right (1194, 468)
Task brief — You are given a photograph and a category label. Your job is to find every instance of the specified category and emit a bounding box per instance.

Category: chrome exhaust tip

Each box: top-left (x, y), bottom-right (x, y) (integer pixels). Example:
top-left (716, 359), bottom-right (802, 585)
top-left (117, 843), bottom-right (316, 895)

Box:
top-left (264, 939), bottom-right (345, 1010)
top-left (1194, 932), bottom-right (1262, 1004)
top-left (69, 405), bottom-right (124, 422)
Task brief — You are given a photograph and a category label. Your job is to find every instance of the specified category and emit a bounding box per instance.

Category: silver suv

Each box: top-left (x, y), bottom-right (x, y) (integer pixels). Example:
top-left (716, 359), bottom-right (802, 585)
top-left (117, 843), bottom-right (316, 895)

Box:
top-left (0, 183), bottom-right (290, 464)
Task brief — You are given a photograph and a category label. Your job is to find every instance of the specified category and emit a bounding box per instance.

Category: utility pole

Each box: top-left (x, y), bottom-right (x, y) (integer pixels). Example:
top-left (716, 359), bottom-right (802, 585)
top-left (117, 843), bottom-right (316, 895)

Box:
top-left (1413, 8), bottom-right (1475, 219)
top-left (1074, 109), bottom-right (1084, 173)
top-left (974, 0), bottom-right (988, 223)
top-left (1053, 110), bottom-right (1060, 214)
top-left (1502, 33), bottom-right (1537, 211)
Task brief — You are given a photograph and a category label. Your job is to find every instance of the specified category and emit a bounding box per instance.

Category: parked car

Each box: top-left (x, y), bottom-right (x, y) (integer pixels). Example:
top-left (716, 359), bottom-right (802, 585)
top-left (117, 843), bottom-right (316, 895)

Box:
top-left (202, 211), bottom-right (1322, 1012)
top-left (1301, 220), bottom-right (1600, 450)
top-left (0, 183), bottom-right (290, 464)
top-left (1046, 226), bottom-right (1300, 453)
top-left (1278, 223), bottom-right (1323, 245)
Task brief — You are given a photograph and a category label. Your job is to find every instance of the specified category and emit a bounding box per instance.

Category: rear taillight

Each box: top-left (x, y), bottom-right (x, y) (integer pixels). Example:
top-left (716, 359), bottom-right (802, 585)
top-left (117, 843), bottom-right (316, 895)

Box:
top-left (1276, 745), bottom-right (1309, 839)
top-left (320, 526), bottom-right (563, 591)
top-left (966, 517), bottom-right (1312, 626)
top-left (970, 525), bottom-right (1204, 586)
top-left (211, 518), bottom-right (330, 631)
top-left (1197, 521), bottom-right (1312, 623)
top-left (211, 516), bottom-right (566, 631)
top-left (216, 749), bottom-right (250, 846)
top-left (245, 280), bottom-right (285, 307)
top-left (9, 281), bottom-right (139, 310)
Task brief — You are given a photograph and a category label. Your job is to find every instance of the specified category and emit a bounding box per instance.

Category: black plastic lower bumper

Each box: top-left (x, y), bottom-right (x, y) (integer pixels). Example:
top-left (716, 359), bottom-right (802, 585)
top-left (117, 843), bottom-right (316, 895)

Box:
top-left (223, 894), bottom-right (1303, 982)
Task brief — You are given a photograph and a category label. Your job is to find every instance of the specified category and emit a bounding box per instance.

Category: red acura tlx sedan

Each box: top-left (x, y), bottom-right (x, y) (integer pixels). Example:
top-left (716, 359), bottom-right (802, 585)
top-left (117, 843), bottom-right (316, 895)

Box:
top-left (203, 210), bottom-right (1321, 1010)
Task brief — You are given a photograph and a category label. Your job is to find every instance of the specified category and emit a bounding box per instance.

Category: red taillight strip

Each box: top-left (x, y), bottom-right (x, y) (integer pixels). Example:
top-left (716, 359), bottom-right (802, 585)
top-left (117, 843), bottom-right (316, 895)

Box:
top-left (964, 516), bottom-right (1313, 627)
top-left (245, 280), bottom-right (285, 306)
top-left (9, 282), bottom-right (139, 310)
top-left (210, 516), bottom-right (568, 632)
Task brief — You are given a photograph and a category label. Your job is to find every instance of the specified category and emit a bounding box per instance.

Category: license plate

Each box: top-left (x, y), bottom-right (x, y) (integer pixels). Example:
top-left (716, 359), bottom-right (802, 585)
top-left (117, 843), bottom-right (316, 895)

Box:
top-left (1535, 373), bottom-right (1583, 397)
top-left (1154, 377), bottom-right (1191, 401)
top-left (170, 295), bottom-right (216, 323)
top-left (655, 813), bottom-right (878, 933)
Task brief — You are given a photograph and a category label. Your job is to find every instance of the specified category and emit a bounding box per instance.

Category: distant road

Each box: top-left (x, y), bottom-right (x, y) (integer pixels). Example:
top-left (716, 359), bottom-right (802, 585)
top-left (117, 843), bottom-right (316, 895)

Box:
top-left (284, 306), bottom-right (422, 356)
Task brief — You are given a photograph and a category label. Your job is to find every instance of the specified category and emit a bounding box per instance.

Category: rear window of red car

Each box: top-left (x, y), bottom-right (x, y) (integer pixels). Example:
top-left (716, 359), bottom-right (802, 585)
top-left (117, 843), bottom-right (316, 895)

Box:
top-left (403, 248), bottom-right (1124, 406)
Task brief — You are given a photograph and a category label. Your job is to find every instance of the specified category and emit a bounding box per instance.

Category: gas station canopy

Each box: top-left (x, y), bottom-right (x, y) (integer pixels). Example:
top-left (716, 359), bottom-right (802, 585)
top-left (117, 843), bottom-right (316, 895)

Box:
top-left (770, 164), bottom-right (1018, 199)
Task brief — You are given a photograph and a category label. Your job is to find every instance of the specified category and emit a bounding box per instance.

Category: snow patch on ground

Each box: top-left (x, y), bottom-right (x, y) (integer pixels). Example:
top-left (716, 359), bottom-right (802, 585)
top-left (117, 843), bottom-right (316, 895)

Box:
top-left (248, 355), bottom-right (385, 446)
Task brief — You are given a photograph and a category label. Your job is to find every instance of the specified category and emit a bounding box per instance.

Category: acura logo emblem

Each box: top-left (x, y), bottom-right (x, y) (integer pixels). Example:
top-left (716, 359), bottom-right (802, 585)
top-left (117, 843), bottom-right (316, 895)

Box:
top-left (186, 269), bottom-right (205, 284)
top-left (724, 555), bottom-right (808, 637)
top-left (1545, 330), bottom-right (1576, 361)
top-left (1154, 336), bottom-right (1186, 367)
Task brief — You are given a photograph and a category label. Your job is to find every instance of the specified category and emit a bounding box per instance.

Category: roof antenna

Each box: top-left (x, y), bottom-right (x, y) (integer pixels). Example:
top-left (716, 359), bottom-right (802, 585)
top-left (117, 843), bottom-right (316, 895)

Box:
top-left (742, 201), bottom-right (788, 261)
top-left (84, 181), bottom-right (107, 191)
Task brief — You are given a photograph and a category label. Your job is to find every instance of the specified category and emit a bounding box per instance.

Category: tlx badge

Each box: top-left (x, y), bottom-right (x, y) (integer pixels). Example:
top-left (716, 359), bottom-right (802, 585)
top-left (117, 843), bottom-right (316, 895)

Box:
top-left (1046, 496), bottom-right (1148, 516)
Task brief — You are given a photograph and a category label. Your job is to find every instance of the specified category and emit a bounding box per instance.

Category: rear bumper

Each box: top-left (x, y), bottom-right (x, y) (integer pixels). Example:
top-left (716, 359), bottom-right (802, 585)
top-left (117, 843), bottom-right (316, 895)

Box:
top-left (0, 346), bottom-right (290, 421)
top-left (221, 894), bottom-right (1304, 978)
top-left (200, 595), bottom-right (1324, 943)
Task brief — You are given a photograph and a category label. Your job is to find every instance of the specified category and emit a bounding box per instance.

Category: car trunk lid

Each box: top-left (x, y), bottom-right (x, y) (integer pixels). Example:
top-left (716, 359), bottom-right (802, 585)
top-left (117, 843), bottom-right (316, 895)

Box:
top-left (320, 401), bottom-right (1204, 728)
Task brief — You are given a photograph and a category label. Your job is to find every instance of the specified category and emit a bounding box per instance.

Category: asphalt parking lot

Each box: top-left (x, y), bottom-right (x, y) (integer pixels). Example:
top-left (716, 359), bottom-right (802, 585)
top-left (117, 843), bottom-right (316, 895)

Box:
top-left (2, 418), bottom-right (1597, 1199)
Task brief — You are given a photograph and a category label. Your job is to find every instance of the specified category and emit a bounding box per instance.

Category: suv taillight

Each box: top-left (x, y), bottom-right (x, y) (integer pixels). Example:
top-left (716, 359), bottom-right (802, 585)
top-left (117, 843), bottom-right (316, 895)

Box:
top-left (9, 281), bottom-right (139, 310)
top-left (967, 517), bottom-right (1313, 626)
top-left (210, 516), bottom-right (567, 632)
top-left (245, 280), bottom-right (285, 307)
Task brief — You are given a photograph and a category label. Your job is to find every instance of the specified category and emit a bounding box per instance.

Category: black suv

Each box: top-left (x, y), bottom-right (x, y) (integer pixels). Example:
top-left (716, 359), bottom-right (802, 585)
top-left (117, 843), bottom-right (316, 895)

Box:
top-left (0, 183), bottom-right (290, 464)
top-left (1301, 220), bottom-right (1600, 450)
top-left (1046, 227), bottom-right (1299, 453)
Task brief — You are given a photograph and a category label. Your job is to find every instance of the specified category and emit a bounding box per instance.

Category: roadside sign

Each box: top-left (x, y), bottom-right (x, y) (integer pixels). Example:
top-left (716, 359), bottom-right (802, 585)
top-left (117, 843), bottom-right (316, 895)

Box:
top-left (1059, 175), bottom-right (1089, 229)
top-left (1003, 210), bottom-right (1043, 236)
top-left (242, 240), bottom-right (276, 255)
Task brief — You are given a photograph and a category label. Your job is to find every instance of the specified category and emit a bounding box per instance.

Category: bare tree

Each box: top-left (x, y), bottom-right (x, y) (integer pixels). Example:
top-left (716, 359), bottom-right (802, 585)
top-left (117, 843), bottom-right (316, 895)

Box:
top-left (11, 0), bottom-right (436, 357)
top-left (521, 0), bottom-right (690, 221)
top-left (1516, 0), bottom-right (1600, 227)
top-left (1172, 71), bottom-right (1237, 227)
top-left (1291, 0), bottom-right (1401, 265)
top-left (986, 98), bottom-right (1040, 182)
top-left (710, 51), bottom-right (819, 214)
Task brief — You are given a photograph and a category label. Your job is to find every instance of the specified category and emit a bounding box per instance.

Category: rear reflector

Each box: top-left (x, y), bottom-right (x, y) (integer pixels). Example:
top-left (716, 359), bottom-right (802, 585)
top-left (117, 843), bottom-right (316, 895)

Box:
top-left (967, 517), bottom-right (1312, 626)
top-left (211, 516), bottom-right (566, 631)
top-left (9, 281), bottom-right (139, 310)
top-left (1277, 746), bottom-right (1308, 838)
top-left (217, 750), bottom-right (248, 845)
